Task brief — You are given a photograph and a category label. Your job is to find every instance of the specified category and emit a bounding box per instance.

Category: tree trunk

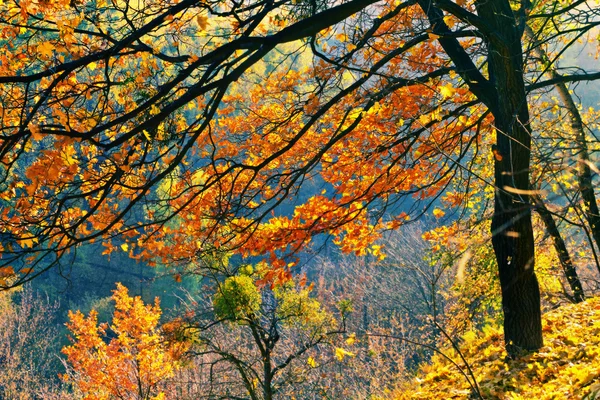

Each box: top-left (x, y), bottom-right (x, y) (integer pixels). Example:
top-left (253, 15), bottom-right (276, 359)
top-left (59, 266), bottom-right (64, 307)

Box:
top-left (533, 195), bottom-right (585, 302)
top-left (419, 0), bottom-right (543, 355)
top-left (477, 0), bottom-right (543, 355)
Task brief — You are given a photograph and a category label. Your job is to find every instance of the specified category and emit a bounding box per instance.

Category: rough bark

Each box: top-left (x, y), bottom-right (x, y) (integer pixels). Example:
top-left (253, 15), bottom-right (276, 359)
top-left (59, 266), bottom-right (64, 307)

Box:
top-left (477, 0), bottom-right (543, 355)
top-left (419, 0), bottom-right (544, 355)
top-left (533, 195), bottom-right (585, 303)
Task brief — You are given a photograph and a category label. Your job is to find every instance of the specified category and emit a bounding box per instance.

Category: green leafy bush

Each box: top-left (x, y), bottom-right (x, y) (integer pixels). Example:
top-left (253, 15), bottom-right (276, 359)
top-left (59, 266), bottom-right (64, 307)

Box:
top-left (213, 275), bottom-right (262, 321)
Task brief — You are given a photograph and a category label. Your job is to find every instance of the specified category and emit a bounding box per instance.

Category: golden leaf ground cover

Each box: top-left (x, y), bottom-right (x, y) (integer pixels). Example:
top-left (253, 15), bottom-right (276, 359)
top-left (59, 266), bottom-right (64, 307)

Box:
top-left (396, 297), bottom-right (600, 399)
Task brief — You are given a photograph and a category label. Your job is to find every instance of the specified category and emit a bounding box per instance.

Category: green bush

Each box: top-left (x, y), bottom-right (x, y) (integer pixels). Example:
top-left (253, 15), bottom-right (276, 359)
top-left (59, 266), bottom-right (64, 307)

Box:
top-left (213, 275), bottom-right (262, 321)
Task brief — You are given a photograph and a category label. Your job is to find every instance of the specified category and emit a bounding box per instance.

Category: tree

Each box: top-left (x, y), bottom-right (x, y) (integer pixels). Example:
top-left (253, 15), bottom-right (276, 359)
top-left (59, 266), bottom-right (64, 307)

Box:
top-left (312, 224), bottom-right (484, 396)
top-left (163, 263), bottom-right (349, 399)
top-left (532, 195), bottom-right (585, 303)
top-left (62, 283), bottom-right (187, 400)
top-left (525, 23), bottom-right (600, 267)
top-left (1, 0), bottom-right (600, 356)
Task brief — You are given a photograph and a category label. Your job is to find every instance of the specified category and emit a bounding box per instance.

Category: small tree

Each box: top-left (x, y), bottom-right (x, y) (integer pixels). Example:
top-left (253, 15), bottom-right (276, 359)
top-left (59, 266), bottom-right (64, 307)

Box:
top-left (62, 283), bottom-right (187, 400)
top-left (165, 263), bottom-right (350, 399)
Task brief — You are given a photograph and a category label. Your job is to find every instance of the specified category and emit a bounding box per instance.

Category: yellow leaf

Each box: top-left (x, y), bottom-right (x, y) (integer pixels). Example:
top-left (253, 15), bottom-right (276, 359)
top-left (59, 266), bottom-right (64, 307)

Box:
top-left (439, 84), bottom-right (454, 99)
top-left (63, 145), bottom-right (78, 165)
top-left (335, 347), bottom-right (355, 361)
top-left (367, 101), bottom-right (381, 115)
top-left (346, 333), bottom-right (356, 345)
top-left (419, 114), bottom-right (431, 125)
top-left (38, 41), bottom-right (55, 59)
top-left (443, 15), bottom-right (455, 29)
top-left (307, 356), bottom-right (317, 368)
top-left (19, 238), bottom-right (35, 249)
top-left (121, 243), bottom-right (129, 251)
top-left (347, 108), bottom-right (363, 120)
top-left (433, 208), bottom-right (445, 218)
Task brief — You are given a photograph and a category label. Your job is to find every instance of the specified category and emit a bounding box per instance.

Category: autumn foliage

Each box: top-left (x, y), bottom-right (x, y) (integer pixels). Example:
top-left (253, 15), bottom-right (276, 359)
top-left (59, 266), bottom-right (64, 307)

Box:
top-left (0, 0), bottom-right (492, 284)
top-left (62, 283), bottom-right (186, 400)
top-left (1, 0), bottom-right (600, 393)
top-left (395, 297), bottom-right (600, 399)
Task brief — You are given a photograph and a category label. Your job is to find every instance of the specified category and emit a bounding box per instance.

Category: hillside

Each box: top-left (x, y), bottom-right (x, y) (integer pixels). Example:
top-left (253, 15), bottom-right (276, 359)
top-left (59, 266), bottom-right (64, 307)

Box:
top-left (396, 298), bottom-right (600, 399)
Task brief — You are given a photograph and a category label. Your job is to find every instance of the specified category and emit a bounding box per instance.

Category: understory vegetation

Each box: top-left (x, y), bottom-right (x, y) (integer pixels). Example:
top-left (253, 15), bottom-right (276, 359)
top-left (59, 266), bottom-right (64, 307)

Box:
top-left (397, 297), bottom-right (600, 399)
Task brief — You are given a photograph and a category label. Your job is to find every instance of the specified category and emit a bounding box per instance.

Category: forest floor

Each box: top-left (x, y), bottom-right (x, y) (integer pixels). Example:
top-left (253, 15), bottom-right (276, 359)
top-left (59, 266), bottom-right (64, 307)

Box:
top-left (396, 297), bottom-right (600, 399)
